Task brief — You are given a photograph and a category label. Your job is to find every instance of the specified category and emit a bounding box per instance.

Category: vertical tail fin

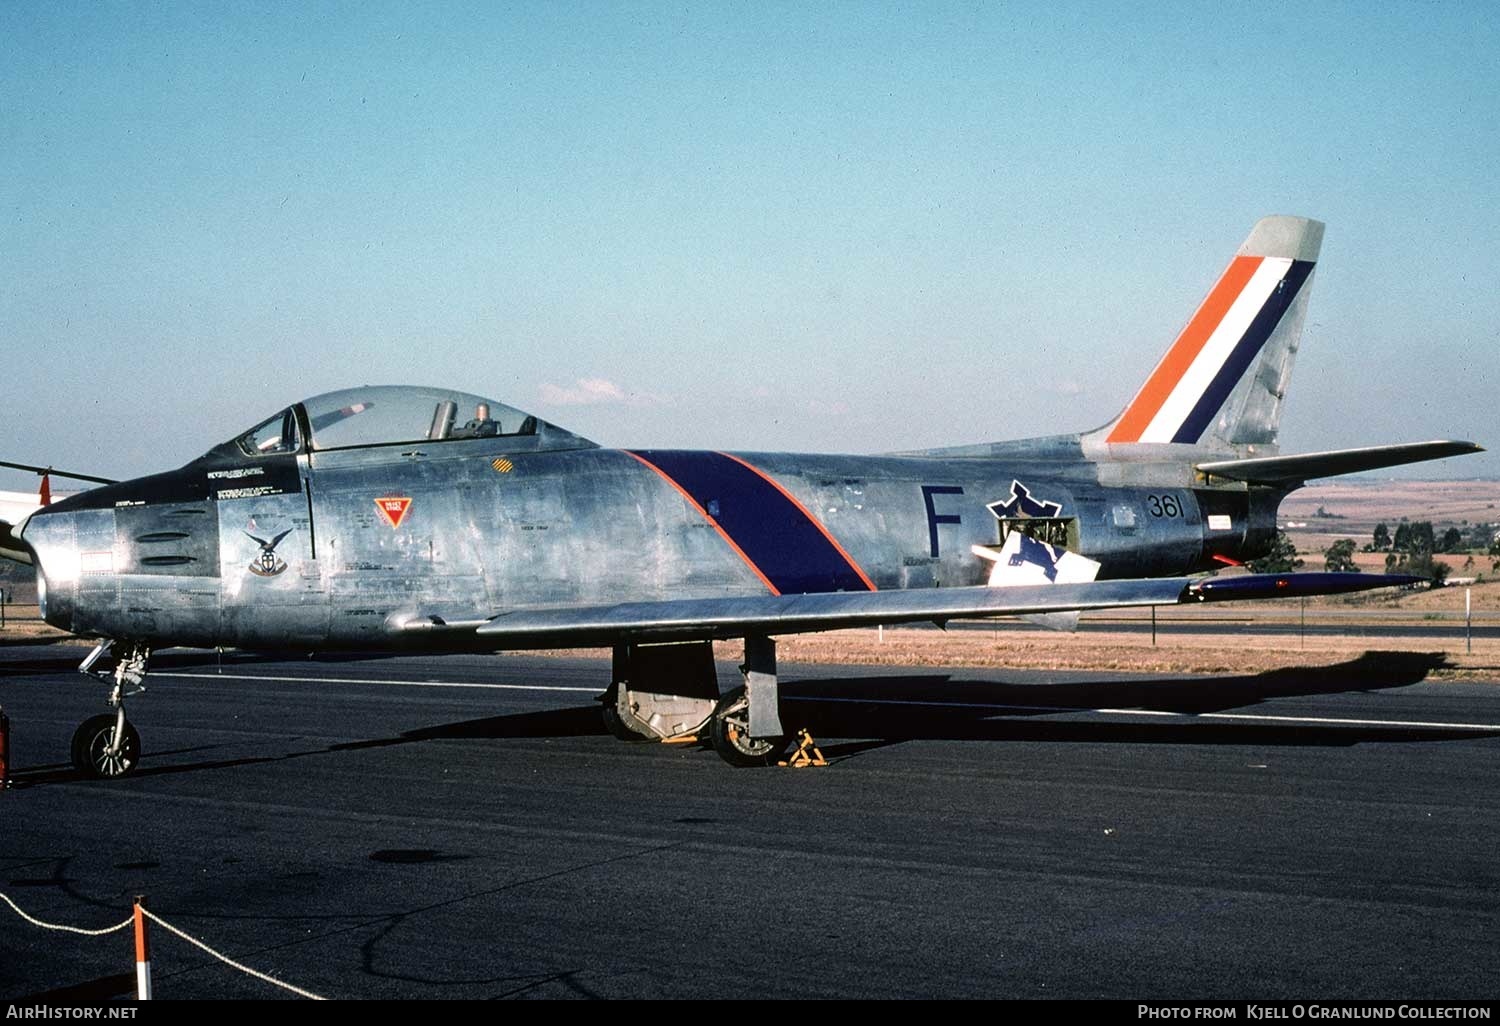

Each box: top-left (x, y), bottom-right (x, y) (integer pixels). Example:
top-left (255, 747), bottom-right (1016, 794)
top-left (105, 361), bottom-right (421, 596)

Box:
top-left (1090, 215), bottom-right (1324, 451)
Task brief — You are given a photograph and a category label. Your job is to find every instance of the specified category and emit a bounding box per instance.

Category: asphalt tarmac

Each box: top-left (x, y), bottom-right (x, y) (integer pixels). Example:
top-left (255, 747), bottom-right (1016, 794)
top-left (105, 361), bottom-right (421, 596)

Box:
top-left (1, 643), bottom-right (1497, 1001)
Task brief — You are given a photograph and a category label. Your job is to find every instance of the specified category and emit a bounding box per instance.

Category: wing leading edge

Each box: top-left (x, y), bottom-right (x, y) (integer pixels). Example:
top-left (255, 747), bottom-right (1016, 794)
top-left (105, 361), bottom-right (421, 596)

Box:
top-left (393, 573), bottom-right (1421, 649)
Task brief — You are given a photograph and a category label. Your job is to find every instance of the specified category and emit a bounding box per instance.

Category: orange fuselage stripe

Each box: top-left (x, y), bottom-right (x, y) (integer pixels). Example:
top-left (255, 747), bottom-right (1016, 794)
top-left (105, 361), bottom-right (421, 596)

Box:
top-left (1106, 254), bottom-right (1262, 443)
top-left (716, 451), bottom-right (878, 592)
top-left (622, 450), bottom-right (782, 596)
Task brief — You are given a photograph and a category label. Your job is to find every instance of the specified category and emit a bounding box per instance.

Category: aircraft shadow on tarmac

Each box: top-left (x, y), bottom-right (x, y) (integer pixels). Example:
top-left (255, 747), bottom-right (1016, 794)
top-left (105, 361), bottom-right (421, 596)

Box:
top-left (784, 649), bottom-right (1474, 757)
top-left (322, 650), bottom-right (1471, 760)
top-left (377, 648), bottom-right (1478, 758)
top-left (5, 650), bottom-right (1486, 785)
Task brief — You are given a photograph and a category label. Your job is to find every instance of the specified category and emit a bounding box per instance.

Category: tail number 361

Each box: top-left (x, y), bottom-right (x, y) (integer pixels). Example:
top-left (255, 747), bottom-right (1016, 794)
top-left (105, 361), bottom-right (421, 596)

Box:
top-left (1146, 494), bottom-right (1182, 518)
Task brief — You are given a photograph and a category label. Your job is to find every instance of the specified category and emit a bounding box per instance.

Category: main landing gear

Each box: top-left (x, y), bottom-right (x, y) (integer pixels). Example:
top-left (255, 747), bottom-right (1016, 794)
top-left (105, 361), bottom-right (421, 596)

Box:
top-left (708, 635), bottom-right (787, 767)
top-left (601, 634), bottom-right (792, 767)
top-left (71, 641), bottom-right (150, 780)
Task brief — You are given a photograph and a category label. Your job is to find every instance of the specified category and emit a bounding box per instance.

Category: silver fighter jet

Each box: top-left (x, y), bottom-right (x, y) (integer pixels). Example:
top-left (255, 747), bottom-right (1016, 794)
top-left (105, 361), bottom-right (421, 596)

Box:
top-left (2, 216), bottom-right (1483, 772)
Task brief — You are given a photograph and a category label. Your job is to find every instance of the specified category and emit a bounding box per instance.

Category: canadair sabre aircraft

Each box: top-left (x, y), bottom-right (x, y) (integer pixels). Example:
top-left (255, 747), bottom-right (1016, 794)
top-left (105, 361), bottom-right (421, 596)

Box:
top-left (0, 216), bottom-right (1483, 772)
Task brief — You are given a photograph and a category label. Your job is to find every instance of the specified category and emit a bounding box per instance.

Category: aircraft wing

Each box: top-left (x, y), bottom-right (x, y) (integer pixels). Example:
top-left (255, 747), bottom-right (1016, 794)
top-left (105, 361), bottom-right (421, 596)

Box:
top-left (1196, 441), bottom-right (1484, 485)
top-left (393, 572), bottom-right (1420, 649)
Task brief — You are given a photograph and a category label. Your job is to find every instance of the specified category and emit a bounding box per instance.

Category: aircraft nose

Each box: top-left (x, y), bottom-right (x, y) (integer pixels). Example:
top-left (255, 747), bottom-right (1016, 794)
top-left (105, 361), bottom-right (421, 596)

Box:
top-left (18, 506), bottom-right (82, 631)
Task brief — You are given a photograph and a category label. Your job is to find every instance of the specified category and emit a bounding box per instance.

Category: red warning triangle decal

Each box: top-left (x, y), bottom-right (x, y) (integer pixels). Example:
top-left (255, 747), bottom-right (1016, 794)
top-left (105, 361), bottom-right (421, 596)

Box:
top-left (375, 496), bottom-right (412, 529)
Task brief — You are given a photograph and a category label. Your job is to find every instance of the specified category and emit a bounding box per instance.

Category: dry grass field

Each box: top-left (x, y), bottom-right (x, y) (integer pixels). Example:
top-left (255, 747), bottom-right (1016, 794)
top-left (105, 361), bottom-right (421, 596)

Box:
top-left (761, 623), bottom-right (1497, 680)
top-left (1281, 478), bottom-right (1499, 579)
top-left (1280, 479), bottom-right (1499, 526)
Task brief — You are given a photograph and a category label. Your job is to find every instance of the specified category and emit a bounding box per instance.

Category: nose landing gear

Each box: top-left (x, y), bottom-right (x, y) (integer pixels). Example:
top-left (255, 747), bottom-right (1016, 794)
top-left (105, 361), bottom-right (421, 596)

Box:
top-left (71, 641), bottom-right (150, 779)
top-left (71, 710), bottom-right (140, 779)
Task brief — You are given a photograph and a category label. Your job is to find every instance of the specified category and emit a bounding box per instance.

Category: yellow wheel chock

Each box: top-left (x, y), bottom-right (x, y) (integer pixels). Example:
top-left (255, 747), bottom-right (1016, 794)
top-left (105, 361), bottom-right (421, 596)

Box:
top-left (778, 729), bottom-right (828, 768)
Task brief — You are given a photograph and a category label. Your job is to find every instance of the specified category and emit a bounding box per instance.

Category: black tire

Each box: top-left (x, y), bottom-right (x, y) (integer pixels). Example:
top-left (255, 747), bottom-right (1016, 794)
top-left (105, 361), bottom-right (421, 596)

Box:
top-left (600, 686), bottom-right (658, 742)
top-left (71, 714), bottom-right (141, 780)
top-left (709, 686), bottom-right (787, 767)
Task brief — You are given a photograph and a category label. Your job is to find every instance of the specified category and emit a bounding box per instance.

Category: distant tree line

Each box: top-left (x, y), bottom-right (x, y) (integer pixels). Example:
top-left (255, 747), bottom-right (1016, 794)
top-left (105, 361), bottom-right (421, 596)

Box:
top-left (1257, 518), bottom-right (1499, 588)
top-left (1361, 518), bottom-right (1500, 583)
top-left (1366, 520), bottom-right (1494, 555)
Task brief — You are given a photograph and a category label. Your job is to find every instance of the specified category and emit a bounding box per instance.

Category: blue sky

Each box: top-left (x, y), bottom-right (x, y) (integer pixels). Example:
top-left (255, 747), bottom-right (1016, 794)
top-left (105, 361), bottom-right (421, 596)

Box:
top-left (3, 3), bottom-right (1497, 484)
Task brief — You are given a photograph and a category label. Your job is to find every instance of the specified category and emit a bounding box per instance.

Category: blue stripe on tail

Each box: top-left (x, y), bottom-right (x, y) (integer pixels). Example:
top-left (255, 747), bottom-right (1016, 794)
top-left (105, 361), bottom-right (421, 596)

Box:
top-left (1171, 259), bottom-right (1316, 444)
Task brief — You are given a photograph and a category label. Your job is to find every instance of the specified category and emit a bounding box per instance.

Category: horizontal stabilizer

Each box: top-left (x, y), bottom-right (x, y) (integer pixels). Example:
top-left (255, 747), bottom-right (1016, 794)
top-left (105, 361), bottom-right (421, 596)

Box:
top-left (1196, 441), bottom-right (1484, 485)
top-left (392, 570), bottom-right (1424, 649)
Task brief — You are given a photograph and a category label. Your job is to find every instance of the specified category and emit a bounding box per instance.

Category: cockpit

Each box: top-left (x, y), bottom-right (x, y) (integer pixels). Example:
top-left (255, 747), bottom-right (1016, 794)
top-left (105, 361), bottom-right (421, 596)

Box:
top-left (220, 385), bottom-right (597, 459)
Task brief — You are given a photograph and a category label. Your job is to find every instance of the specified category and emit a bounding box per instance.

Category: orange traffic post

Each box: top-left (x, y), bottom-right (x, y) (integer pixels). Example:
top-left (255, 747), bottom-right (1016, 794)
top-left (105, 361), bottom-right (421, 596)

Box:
top-left (133, 895), bottom-right (152, 1000)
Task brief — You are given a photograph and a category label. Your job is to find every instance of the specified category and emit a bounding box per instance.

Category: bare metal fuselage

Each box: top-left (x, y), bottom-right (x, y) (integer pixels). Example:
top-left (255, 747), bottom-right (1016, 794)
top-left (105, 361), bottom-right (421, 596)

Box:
top-left (22, 433), bottom-right (1277, 652)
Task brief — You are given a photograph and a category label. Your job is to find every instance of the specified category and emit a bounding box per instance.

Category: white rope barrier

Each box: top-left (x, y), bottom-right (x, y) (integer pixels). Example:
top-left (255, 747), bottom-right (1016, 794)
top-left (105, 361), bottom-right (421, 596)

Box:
top-left (0, 892), bottom-right (133, 936)
top-left (140, 909), bottom-right (326, 1001)
top-left (2, 890), bottom-right (327, 1000)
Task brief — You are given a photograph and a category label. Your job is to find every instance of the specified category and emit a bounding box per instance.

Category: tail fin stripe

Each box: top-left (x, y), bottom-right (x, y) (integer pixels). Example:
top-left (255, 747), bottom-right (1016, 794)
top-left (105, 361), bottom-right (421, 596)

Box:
top-left (1168, 259), bottom-right (1314, 444)
top-left (1140, 256), bottom-right (1292, 443)
top-left (1105, 255), bottom-right (1264, 443)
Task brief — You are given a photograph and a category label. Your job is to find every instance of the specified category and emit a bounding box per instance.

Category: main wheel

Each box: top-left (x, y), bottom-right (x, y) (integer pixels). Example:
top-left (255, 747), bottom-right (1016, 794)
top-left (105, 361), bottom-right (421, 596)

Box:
top-left (71, 714), bottom-right (141, 780)
top-left (600, 686), bottom-right (658, 742)
top-left (709, 686), bottom-right (787, 767)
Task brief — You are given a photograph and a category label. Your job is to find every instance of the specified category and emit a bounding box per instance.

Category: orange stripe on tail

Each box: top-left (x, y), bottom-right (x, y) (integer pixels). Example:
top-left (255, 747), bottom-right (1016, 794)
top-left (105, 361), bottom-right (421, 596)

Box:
top-left (1106, 255), bottom-right (1262, 444)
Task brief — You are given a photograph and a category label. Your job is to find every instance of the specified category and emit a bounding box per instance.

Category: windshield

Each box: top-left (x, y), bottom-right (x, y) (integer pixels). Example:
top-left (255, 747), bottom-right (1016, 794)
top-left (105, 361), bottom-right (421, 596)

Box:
top-left (300, 386), bottom-right (537, 451)
top-left (235, 408), bottom-right (301, 457)
top-left (217, 384), bottom-right (597, 462)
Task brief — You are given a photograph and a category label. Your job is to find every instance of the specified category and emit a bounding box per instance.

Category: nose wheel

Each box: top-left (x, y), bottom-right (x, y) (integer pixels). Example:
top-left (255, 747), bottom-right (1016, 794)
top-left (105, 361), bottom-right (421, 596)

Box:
top-left (71, 712), bottom-right (141, 779)
top-left (72, 640), bottom-right (150, 780)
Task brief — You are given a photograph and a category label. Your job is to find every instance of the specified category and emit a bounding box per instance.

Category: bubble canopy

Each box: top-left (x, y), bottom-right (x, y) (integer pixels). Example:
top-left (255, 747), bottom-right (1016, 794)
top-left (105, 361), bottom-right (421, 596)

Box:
top-left (221, 385), bottom-right (595, 458)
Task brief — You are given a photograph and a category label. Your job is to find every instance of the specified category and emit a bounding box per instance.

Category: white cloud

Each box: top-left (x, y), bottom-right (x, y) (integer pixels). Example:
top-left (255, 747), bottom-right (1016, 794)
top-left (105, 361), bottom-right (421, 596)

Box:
top-left (538, 377), bottom-right (663, 406)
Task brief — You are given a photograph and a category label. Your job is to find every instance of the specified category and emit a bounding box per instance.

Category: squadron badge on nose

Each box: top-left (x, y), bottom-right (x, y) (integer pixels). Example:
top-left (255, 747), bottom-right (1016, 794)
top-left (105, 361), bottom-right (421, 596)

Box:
top-left (245, 527), bottom-right (294, 578)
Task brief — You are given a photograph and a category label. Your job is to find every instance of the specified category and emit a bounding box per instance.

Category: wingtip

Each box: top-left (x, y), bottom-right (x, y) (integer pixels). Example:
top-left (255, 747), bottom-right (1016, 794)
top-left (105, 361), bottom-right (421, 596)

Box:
top-left (1432, 440), bottom-right (1485, 456)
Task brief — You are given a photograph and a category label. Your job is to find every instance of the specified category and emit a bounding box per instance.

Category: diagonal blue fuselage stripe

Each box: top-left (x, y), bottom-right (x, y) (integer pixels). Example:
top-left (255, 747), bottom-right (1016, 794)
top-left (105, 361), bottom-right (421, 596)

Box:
top-left (1172, 259), bottom-right (1316, 444)
top-left (629, 450), bottom-right (873, 595)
